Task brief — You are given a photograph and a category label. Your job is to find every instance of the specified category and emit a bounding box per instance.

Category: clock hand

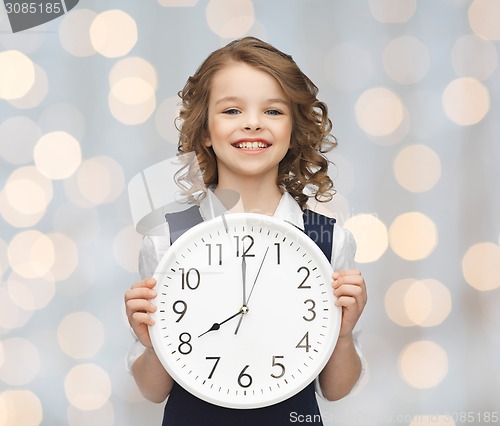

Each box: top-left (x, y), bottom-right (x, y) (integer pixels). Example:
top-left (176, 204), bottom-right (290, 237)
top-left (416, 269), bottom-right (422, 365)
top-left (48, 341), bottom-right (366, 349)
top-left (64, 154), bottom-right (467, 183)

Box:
top-left (241, 255), bottom-right (246, 306)
top-left (198, 307), bottom-right (247, 338)
top-left (234, 246), bottom-right (269, 335)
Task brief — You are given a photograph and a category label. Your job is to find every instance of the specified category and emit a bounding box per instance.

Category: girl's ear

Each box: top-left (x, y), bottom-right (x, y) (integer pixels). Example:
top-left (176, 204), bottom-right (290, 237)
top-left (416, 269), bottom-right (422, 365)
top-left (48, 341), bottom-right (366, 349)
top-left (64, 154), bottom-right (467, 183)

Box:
top-left (203, 131), bottom-right (212, 147)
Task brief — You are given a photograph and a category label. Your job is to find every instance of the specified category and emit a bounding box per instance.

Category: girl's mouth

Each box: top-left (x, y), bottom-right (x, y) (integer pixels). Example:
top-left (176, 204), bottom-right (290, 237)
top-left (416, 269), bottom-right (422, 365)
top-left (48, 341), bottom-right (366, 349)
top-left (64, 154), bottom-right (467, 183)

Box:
top-left (232, 141), bottom-right (271, 150)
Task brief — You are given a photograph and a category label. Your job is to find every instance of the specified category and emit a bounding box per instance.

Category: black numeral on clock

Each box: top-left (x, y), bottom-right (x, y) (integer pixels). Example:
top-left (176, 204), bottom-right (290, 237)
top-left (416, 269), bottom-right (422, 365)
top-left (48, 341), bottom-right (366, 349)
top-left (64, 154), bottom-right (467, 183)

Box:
top-left (274, 242), bottom-right (281, 264)
top-left (234, 235), bottom-right (255, 257)
top-left (297, 266), bottom-right (311, 289)
top-left (178, 332), bottom-right (192, 355)
top-left (172, 300), bottom-right (187, 322)
top-left (303, 299), bottom-right (316, 321)
top-left (206, 243), bottom-right (222, 265)
top-left (296, 332), bottom-right (311, 352)
top-left (237, 365), bottom-right (253, 388)
top-left (180, 268), bottom-right (200, 290)
top-left (205, 356), bottom-right (221, 379)
top-left (270, 355), bottom-right (285, 379)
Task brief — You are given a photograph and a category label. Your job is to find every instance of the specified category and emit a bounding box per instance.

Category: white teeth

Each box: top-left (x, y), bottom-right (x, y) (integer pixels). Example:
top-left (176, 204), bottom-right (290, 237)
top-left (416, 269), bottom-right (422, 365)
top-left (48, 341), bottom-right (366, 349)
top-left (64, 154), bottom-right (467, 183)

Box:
top-left (234, 141), bottom-right (269, 150)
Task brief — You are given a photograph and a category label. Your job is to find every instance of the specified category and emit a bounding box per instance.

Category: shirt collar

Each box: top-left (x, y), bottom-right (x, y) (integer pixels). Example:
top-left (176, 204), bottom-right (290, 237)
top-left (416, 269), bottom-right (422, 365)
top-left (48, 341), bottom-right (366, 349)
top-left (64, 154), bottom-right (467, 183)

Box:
top-left (199, 190), bottom-right (305, 230)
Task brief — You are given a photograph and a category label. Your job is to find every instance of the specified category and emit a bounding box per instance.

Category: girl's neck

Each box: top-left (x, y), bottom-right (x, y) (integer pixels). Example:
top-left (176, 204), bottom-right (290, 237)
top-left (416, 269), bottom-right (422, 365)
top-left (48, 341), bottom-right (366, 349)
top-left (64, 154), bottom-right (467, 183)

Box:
top-left (214, 177), bottom-right (282, 216)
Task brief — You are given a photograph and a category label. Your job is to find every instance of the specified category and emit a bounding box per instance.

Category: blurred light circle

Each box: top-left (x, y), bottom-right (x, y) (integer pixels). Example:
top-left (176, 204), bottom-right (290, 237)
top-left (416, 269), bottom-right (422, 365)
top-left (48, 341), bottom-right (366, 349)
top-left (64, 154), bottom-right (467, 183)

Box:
top-left (355, 87), bottom-right (404, 136)
top-left (64, 363), bottom-right (112, 410)
top-left (385, 278), bottom-right (417, 327)
top-left (383, 36), bottom-right (430, 84)
top-left (368, 0), bottom-right (416, 23)
top-left (7, 62), bottom-right (49, 109)
top-left (7, 230), bottom-right (55, 279)
top-left (462, 242), bottom-right (500, 291)
top-left (0, 116), bottom-right (41, 164)
top-left (4, 178), bottom-right (48, 215)
top-left (0, 50), bottom-right (35, 100)
top-left (394, 144), bottom-right (441, 192)
top-left (0, 337), bottom-right (40, 385)
top-left (34, 131), bottom-right (82, 180)
top-left (155, 96), bottom-right (181, 144)
top-left (110, 77), bottom-right (155, 105)
top-left (59, 9), bottom-right (98, 57)
top-left (344, 214), bottom-right (388, 263)
top-left (58, 312), bottom-right (104, 359)
top-left (38, 103), bottom-right (86, 141)
top-left (113, 226), bottom-right (142, 273)
top-left (4, 166), bottom-right (53, 215)
top-left (108, 90), bottom-right (156, 125)
top-left (405, 279), bottom-right (452, 327)
top-left (0, 191), bottom-right (47, 229)
top-left (67, 401), bottom-right (115, 426)
top-left (399, 340), bottom-right (448, 388)
top-left (442, 77), bottom-right (490, 126)
top-left (0, 340), bottom-right (3, 367)
top-left (7, 273), bottom-right (56, 311)
top-left (0, 287), bottom-right (33, 330)
top-left (109, 57), bottom-right (158, 90)
top-left (0, 390), bottom-right (43, 426)
top-left (89, 10), bottom-right (137, 58)
top-left (410, 415), bottom-right (455, 426)
top-left (157, 0), bottom-right (199, 5)
top-left (389, 212), bottom-right (437, 260)
top-left (206, 0), bottom-right (255, 38)
top-left (451, 35), bottom-right (498, 80)
top-left (47, 233), bottom-right (79, 281)
top-left (324, 43), bottom-right (373, 91)
top-left (69, 156), bottom-right (125, 206)
top-left (468, 0), bottom-right (500, 40)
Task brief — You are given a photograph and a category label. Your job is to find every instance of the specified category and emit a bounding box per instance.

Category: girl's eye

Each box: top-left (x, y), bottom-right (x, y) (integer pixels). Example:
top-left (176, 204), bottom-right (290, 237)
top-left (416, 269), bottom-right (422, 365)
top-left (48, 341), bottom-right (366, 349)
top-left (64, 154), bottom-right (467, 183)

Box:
top-left (266, 109), bottom-right (282, 116)
top-left (223, 108), bottom-right (240, 115)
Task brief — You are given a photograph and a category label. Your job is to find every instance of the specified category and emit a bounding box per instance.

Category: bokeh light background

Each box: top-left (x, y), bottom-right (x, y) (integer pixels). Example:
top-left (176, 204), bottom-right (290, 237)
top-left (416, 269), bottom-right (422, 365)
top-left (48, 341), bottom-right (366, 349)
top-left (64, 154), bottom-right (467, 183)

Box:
top-left (1, 0), bottom-right (500, 424)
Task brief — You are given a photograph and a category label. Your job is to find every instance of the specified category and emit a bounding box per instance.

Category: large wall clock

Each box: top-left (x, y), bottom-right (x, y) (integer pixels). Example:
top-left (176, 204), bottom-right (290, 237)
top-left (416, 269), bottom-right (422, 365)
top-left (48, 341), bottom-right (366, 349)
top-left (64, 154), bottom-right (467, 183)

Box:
top-left (150, 212), bottom-right (341, 409)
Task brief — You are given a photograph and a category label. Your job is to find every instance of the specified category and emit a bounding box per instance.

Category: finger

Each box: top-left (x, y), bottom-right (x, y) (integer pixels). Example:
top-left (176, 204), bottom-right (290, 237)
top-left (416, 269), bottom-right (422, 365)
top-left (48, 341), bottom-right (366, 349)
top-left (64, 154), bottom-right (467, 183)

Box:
top-left (333, 283), bottom-right (364, 299)
top-left (332, 274), bottom-right (365, 290)
top-left (131, 311), bottom-right (156, 327)
top-left (332, 269), bottom-right (361, 279)
top-left (334, 295), bottom-right (360, 309)
top-left (124, 286), bottom-right (157, 303)
top-left (125, 298), bottom-right (157, 316)
top-left (131, 277), bottom-right (156, 289)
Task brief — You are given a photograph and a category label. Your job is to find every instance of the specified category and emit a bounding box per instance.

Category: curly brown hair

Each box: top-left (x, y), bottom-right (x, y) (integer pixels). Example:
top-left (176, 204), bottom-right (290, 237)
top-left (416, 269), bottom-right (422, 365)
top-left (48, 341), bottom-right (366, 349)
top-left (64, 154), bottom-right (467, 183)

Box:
top-left (175, 36), bottom-right (337, 209)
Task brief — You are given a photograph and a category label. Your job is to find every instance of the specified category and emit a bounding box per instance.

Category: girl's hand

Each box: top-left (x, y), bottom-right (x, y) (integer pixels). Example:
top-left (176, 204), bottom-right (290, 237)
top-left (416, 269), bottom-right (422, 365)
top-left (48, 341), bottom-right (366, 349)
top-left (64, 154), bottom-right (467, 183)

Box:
top-left (124, 278), bottom-right (158, 348)
top-left (332, 269), bottom-right (367, 338)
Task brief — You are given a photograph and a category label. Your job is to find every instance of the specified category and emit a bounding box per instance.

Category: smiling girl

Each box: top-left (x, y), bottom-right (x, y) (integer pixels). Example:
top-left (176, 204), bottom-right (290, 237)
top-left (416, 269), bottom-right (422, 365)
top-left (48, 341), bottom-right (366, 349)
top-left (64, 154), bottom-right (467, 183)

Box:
top-left (125, 37), bottom-right (367, 425)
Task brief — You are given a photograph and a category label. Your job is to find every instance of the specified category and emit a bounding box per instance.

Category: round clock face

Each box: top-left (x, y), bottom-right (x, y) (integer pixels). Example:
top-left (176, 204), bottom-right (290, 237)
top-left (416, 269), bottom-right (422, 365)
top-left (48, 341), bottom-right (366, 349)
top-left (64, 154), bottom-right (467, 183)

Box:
top-left (151, 212), bottom-right (341, 409)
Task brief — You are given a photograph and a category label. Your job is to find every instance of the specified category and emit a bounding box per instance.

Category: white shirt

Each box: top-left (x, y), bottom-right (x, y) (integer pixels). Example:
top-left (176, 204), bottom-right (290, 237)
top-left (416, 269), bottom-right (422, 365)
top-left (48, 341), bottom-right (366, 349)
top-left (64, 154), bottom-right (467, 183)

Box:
top-left (127, 191), bottom-right (365, 399)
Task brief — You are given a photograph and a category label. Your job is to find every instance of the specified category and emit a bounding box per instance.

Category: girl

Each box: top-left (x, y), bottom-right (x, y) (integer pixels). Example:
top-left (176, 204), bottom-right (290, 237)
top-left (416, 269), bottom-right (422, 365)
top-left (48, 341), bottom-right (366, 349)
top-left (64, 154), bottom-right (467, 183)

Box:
top-left (125, 37), bottom-right (367, 425)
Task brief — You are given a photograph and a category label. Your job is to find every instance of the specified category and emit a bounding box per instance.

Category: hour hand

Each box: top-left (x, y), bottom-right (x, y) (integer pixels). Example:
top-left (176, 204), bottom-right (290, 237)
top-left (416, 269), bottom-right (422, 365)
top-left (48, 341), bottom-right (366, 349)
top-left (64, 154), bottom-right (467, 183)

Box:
top-left (198, 308), bottom-right (244, 338)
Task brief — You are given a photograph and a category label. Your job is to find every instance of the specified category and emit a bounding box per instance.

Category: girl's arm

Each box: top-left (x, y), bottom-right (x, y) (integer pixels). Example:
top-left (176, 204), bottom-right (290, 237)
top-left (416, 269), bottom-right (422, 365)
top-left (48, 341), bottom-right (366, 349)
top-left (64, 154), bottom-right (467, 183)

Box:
top-left (319, 269), bottom-right (367, 401)
top-left (125, 278), bottom-right (174, 403)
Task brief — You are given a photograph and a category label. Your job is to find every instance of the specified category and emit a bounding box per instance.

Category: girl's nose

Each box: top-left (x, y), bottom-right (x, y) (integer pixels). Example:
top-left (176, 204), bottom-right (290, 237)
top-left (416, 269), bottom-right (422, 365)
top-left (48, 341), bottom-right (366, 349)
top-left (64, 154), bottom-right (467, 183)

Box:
top-left (244, 116), bottom-right (262, 131)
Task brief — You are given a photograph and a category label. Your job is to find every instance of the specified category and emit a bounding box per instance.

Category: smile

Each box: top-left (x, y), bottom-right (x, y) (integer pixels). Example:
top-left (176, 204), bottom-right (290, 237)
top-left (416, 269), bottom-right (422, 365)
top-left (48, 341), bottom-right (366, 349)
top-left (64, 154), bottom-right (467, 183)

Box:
top-left (232, 141), bottom-right (271, 150)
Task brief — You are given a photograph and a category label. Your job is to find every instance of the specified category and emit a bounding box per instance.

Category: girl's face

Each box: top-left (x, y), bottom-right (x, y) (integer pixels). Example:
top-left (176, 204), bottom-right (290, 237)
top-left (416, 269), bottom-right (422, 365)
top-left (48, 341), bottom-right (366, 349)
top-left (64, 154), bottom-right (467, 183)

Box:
top-left (204, 62), bottom-right (292, 187)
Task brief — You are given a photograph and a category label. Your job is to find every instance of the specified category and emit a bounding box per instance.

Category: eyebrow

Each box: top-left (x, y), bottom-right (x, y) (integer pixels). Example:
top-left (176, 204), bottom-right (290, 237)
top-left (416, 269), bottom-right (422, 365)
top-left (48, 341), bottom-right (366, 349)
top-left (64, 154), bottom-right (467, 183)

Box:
top-left (214, 96), bottom-right (289, 106)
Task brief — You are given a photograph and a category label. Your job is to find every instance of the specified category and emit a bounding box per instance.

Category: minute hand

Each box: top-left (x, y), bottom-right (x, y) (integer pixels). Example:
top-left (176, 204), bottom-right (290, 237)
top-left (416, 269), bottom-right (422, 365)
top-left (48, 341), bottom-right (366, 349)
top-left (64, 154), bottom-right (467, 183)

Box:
top-left (234, 246), bottom-right (269, 335)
